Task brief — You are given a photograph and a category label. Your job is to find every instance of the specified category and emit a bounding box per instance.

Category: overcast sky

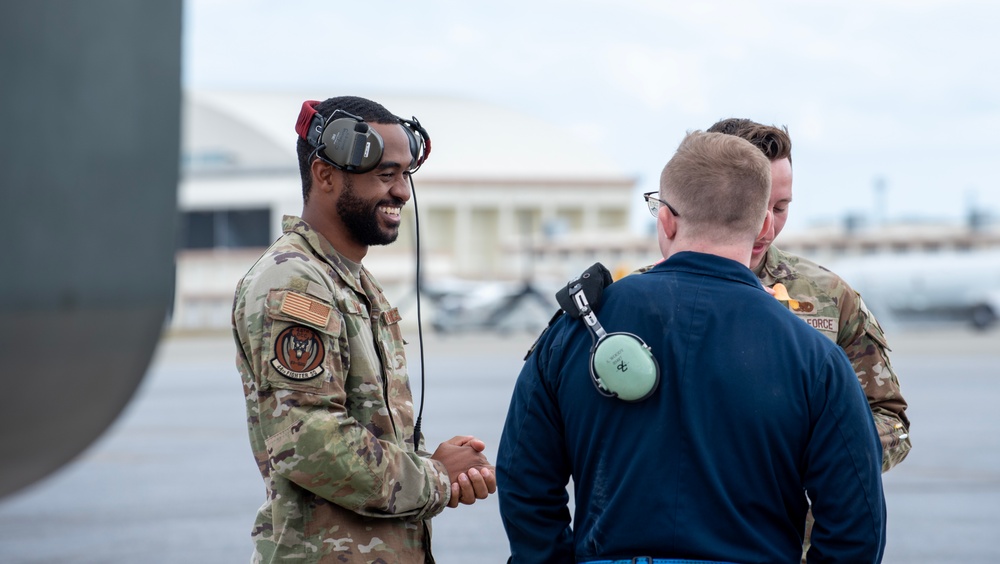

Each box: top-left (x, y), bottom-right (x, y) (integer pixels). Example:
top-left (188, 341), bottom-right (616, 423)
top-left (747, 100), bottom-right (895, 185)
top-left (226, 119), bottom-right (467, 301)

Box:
top-left (183, 0), bottom-right (1000, 234)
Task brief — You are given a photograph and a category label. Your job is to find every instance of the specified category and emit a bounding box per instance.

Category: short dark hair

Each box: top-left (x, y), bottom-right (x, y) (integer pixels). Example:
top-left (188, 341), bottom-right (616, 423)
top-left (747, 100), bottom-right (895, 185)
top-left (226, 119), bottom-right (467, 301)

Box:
top-left (706, 118), bottom-right (792, 164)
top-left (297, 96), bottom-right (400, 202)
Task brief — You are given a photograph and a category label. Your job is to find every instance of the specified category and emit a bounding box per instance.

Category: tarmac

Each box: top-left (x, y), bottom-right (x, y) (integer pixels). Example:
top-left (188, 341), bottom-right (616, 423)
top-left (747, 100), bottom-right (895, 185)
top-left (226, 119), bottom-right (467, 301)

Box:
top-left (0, 325), bottom-right (998, 563)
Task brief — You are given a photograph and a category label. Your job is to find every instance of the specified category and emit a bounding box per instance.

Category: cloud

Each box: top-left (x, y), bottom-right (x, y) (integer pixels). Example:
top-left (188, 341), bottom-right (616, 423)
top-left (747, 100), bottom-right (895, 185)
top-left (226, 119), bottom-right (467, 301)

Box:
top-left (181, 0), bottom-right (1000, 226)
top-left (600, 43), bottom-right (710, 113)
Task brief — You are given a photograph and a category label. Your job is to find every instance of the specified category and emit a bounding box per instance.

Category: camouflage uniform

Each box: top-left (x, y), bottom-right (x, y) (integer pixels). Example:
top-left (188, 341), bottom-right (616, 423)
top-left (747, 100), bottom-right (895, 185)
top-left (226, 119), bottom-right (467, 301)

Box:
top-left (755, 245), bottom-right (910, 472)
top-left (232, 215), bottom-right (451, 564)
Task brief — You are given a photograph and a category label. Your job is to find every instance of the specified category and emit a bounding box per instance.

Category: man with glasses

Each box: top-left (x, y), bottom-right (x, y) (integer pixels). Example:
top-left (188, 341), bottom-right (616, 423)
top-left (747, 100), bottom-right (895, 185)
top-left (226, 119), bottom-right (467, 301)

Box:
top-left (705, 118), bottom-right (910, 473)
top-left (497, 131), bottom-right (886, 563)
top-left (644, 191), bottom-right (681, 217)
top-left (685, 118), bottom-right (907, 561)
top-left (233, 96), bottom-right (496, 563)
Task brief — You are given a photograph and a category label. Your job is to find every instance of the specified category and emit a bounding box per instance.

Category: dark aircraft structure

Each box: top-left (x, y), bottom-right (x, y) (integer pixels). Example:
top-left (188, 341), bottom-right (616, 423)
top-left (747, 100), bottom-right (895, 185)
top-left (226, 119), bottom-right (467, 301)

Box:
top-left (0, 2), bottom-right (182, 499)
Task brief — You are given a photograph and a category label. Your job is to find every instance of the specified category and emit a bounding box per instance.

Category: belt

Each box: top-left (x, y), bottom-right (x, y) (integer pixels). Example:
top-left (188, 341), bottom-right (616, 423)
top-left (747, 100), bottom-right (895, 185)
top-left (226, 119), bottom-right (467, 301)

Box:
top-left (587, 559), bottom-right (735, 564)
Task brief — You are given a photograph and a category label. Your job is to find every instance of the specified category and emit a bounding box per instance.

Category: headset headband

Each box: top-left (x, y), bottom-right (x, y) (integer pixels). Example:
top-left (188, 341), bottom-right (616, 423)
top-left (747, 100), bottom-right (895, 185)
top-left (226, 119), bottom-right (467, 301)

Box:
top-left (294, 100), bottom-right (431, 173)
top-left (294, 100), bottom-right (324, 147)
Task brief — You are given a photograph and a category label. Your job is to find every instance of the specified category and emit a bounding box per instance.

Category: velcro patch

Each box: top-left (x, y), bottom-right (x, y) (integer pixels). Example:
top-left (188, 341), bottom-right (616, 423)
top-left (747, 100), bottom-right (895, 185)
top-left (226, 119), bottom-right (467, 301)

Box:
top-left (280, 292), bottom-right (331, 328)
top-left (381, 307), bottom-right (402, 325)
top-left (790, 300), bottom-right (816, 313)
top-left (271, 325), bottom-right (325, 380)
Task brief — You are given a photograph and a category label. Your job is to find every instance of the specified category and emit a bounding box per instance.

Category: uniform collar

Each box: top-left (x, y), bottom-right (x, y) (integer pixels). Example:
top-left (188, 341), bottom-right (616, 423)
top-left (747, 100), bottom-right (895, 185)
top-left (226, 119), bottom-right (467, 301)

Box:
top-left (757, 245), bottom-right (794, 285)
top-left (651, 251), bottom-right (763, 290)
top-left (280, 215), bottom-right (383, 295)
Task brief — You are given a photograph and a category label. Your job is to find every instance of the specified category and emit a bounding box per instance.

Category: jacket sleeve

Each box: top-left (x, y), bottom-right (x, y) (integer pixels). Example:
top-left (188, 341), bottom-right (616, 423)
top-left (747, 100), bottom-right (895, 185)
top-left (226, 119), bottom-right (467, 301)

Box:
top-left (838, 290), bottom-right (912, 472)
top-left (497, 327), bottom-right (575, 564)
top-left (803, 347), bottom-right (887, 563)
top-left (247, 285), bottom-right (451, 522)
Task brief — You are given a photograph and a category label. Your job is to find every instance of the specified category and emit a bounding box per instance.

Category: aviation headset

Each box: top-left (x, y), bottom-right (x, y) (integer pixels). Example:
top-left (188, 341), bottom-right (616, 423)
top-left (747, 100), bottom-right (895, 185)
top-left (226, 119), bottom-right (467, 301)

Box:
top-left (294, 100), bottom-right (431, 173)
top-left (555, 263), bottom-right (660, 402)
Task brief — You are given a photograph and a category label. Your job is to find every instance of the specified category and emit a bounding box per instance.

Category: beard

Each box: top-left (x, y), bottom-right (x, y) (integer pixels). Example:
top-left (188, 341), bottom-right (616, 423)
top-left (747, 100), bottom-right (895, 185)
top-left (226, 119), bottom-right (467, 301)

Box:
top-left (336, 175), bottom-right (402, 247)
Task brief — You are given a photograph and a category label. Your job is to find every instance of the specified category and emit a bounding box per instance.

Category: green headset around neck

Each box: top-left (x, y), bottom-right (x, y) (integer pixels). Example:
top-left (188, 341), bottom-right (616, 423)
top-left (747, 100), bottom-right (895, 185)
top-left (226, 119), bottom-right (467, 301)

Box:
top-left (555, 263), bottom-right (660, 402)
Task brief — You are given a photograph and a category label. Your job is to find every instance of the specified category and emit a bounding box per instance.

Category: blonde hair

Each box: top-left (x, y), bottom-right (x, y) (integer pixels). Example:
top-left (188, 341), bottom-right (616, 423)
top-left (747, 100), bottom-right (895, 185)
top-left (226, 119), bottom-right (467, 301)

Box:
top-left (660, 131), bottom-right (771, 244)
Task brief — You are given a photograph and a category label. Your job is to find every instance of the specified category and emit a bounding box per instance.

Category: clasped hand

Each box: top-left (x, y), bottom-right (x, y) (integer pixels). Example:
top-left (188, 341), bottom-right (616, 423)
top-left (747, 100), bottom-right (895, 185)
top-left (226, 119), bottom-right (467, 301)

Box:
top-left (431, 435), bottom-right (497, 508)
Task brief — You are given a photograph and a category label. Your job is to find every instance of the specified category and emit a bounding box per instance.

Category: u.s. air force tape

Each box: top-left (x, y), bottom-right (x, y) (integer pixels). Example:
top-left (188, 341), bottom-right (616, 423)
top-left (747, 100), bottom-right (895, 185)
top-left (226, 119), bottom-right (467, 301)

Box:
top-left (271, 324), bottom-right (325, 380)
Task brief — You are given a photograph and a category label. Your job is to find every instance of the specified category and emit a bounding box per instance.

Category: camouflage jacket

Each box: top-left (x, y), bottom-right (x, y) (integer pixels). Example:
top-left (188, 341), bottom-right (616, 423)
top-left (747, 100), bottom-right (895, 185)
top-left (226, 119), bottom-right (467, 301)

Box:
top-left (755, 246), bottom-right (911, 472)
top-left (232, 215), bottom-right (451, 563)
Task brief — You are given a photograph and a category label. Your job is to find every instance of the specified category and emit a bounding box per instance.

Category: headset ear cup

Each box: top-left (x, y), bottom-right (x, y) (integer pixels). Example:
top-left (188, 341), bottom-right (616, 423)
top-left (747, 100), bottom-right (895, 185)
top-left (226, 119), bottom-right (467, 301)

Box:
top-left (591, 333), bottom-right (660, 402)
top-left (399, 117), bottom-right (430, 172)
top-left (402, 125), bottom-right (420, 170)
top-left (320, 117), bottom-right (384, 172)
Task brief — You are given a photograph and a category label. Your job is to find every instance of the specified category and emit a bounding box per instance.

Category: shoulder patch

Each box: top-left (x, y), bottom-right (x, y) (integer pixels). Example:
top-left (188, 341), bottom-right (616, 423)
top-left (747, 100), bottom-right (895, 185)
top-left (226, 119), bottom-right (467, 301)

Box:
top-left (280, 291), bottom-right (331, 327)
top-left (271, 325), bottom-right (325, 380)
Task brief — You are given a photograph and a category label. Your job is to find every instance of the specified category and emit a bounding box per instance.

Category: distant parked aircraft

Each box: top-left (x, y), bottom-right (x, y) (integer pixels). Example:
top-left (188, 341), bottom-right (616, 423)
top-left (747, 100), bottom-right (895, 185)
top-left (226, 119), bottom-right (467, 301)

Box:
top-left (828, 248), bottom-right (1000, 330)
top-left (420, 277), bottom-right (558, 335)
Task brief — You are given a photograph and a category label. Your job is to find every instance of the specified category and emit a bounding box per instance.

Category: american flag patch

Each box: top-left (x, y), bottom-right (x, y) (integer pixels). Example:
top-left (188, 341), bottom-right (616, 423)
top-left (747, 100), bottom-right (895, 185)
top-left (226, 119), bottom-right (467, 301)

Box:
top-left (280, 292), bottom-right (331, 327)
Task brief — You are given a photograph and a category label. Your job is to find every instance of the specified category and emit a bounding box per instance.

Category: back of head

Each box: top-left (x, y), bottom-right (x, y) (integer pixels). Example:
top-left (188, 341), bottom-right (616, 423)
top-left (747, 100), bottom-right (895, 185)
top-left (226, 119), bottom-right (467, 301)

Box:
top-left (706, 118), bottom-right (792, 164)
top-left (296, 96), bottom-right (400, 202)
top-left (660, 131), bottom-right (771, 245)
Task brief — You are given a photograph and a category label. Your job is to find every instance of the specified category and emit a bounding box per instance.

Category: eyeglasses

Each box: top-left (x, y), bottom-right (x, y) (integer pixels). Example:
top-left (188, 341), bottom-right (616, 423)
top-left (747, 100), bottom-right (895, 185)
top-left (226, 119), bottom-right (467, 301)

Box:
top-left (643, 192), bottom-right (679, 218)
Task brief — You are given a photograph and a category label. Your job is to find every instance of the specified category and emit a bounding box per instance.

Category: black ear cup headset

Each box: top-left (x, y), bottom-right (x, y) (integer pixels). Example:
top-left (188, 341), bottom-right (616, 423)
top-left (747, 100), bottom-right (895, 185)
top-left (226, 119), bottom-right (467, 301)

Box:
top-left (293, 99), bottom-right (432, 444)
top-left (555, 263), bottom-right (660, 402)
top-left (294, 100), bottom-right (431, 173)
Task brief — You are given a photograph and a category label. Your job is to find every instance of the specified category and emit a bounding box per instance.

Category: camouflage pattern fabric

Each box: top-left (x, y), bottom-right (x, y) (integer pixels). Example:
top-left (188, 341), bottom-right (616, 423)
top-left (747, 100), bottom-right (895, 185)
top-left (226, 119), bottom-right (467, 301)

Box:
top-left (232, 215), bottom-right (451, 563)
top-left (756, 246), bottom-right (911, 472)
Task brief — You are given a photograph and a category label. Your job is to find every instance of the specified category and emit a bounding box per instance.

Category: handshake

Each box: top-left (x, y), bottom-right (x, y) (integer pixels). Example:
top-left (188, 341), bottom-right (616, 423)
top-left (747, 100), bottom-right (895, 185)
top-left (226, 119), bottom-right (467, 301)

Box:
top-left (432, 436), bottom-right (498, 508)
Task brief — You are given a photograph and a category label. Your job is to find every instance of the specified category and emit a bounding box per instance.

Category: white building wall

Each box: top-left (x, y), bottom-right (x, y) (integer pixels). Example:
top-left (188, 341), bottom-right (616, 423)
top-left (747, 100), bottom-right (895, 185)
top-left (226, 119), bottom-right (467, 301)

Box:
top-left (173, 91), bottom-right (643, 332)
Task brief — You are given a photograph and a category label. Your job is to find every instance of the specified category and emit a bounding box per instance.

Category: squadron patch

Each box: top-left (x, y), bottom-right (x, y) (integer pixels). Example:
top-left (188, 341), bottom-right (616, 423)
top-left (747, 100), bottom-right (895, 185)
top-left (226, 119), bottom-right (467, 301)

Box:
top-left (271, 325), bottom-right (325, 380)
